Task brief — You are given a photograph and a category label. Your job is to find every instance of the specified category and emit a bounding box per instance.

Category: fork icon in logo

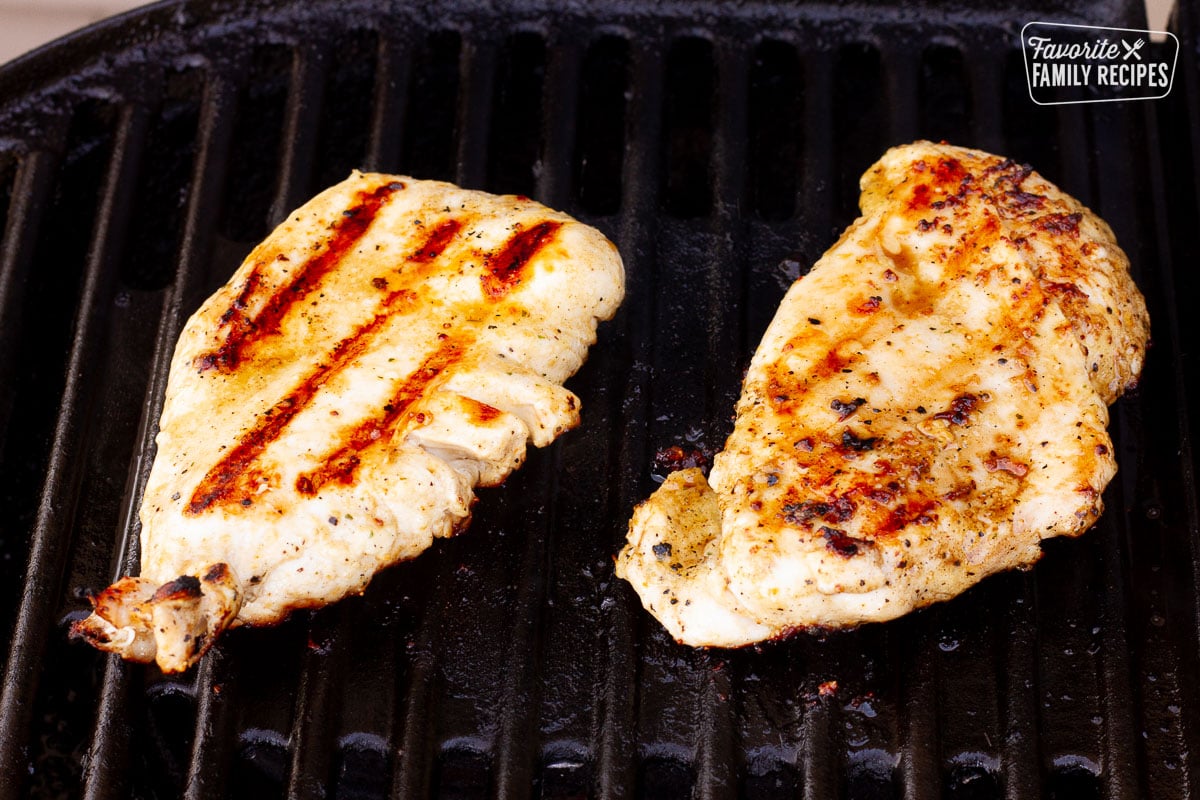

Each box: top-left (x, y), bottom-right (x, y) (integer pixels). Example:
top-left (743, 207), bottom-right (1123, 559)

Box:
top-left (1122, 38), bottom-right (1145, 60)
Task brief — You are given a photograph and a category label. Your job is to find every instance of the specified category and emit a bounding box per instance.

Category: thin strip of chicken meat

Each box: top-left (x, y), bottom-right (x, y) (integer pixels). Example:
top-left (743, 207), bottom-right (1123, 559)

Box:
top-left (616, 141), bottom-right (1148, 647)
top-left (73, 172), bottom-right (624, 672)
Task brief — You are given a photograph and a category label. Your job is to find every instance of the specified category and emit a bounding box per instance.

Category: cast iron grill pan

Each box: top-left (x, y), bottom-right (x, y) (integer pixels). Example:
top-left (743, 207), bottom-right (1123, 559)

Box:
top-left (0, 0), bottom-right (1196, 797)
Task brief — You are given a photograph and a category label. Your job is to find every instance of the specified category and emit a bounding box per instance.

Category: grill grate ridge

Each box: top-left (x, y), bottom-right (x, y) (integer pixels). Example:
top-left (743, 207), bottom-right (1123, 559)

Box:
top-left (1148, 21), bottom-right (1200, 792)
top-left (747, 39), bottom-right (802, 222)
top-left (455, 39), bottom-right (499, 190)
top-left (693, 42), bottom-right (749, 800)
top-left (899, 633), bottom-right (939, 800)
top-left (0, 99), bottom-right (148, 799)
top-left (1029, 103), bottom-right (1104, 795)
top-left (919, 45), bottom-right (972, 146)
top-left (595, 35), bottom-right (664, 800)
top-left (491, 38), bottom-right (586, 800)
top-left (1094, 104), bottom-right (1147, 800)
top-left (181, 656), bottom-right (226, 798)
top-left (270, 44), bottom-right (328, 230)
top-left (285, 607), bottom-right (350, 797)
top-left (1168, 4), bottom-right (1200, 770)
top-left (574, 35), bottom-right (628, 217)
top-left (0, 148), bottom-right (61, 448)
top-left (883, 49), bottom-right (919, 143)
top-left (80, 70), bottom-right (243, 799)
top-left (172, 73), bottom-right (245, 800)
top-left (312, 29), bottom-right (380, 191)
top-left (364, 33), bottom-right (410, 175)
top-left (1000, 578), bottom-right (1039, 800)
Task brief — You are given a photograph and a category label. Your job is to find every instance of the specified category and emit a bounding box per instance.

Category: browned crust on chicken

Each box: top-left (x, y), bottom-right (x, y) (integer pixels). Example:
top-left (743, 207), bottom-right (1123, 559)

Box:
top-left (617, 141), bottom-right (1148, 646)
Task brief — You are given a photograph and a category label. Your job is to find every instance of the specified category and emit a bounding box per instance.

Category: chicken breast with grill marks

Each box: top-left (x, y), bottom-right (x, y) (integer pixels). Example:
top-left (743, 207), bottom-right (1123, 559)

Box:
top-left (73, 172), bottom-right (624, 672)
top-left (616, 141), bottom-right (1148, 647)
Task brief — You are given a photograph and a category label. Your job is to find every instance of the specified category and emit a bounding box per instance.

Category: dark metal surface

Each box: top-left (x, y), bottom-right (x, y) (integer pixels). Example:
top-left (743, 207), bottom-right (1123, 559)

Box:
top-left (0, 0), bottom-right (1196, 797)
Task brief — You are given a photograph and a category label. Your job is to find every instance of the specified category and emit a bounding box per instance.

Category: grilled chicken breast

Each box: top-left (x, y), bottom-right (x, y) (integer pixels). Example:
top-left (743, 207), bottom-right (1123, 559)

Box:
top-left (73, 172), bottom-right (624, 671)
top-left (617, 141), bottom-right (1148, 647)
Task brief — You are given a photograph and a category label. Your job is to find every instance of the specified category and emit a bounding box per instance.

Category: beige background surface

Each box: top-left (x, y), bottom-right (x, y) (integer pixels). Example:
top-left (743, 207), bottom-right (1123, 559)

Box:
top-left (0, 0), bottom-right (1179, 68)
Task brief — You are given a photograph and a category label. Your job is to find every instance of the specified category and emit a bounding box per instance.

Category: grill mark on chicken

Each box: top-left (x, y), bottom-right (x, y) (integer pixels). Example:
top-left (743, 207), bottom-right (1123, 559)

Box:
top-left (187, 215), bottom-right (561, 514)
top-left (854, 295), bottom-right (883, 314)
top-left (783, 496), bottom-right (856, 527)
top-left (410, 218), bottom-right (463, 262)
top-left (767, 348), bottom-right (850, 413)
top-left (296, 335), bottom-right (471, 495)
top-left (982, 158), bottom-right (1034, 187)
top-left (186, 286), bottom-right (417, 514)
top-left (933, 157), bottom-right (967, 183)
top-left (205, 266), bottom-right (268, 365)
top-left (196, 181), bottom-right (405, 372)
top-left (482, 221), bottom-right (562, 299)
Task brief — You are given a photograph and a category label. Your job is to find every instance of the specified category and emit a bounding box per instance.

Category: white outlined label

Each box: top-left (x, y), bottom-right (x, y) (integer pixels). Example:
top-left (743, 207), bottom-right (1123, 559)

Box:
top-left (1021, 22), bottom-right (1178, 105)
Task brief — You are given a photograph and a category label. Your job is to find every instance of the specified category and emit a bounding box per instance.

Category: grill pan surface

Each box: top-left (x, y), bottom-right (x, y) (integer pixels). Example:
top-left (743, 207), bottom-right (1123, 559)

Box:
top-left (0, 0), bottom-right (1197, 797)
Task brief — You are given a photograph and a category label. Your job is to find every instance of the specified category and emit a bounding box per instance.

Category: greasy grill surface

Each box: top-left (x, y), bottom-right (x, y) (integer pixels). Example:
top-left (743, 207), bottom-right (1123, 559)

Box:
top-left (0, 0), bottom-right (1196, 797)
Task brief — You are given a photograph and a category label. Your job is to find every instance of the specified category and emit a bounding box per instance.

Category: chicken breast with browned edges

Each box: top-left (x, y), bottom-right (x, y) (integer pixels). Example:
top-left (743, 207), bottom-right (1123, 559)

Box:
top-left (73, 172), bottom-right (624, 672)
top-left (617, 141), bottom-right (1148, 647)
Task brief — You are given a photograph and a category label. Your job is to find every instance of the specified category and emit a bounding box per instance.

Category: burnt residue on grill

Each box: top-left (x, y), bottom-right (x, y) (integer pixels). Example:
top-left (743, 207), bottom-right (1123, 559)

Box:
top-left (0, 0), bottom-right (1192, 798)
top-left (651, 444), bottom-right (711, 479)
